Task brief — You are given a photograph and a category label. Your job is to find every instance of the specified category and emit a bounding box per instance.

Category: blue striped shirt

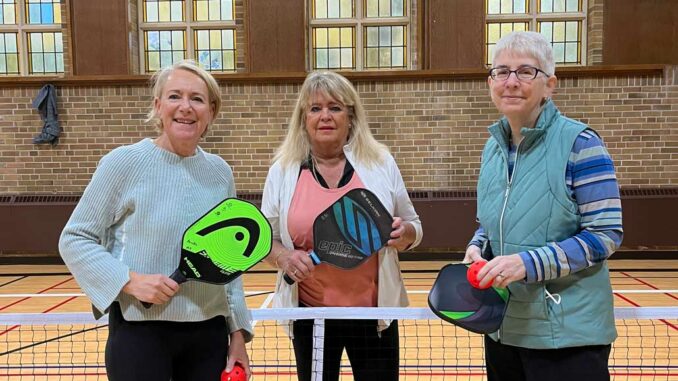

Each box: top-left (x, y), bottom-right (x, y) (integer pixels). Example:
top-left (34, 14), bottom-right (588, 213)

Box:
top-left (470, 130), bottom-right (623, 282)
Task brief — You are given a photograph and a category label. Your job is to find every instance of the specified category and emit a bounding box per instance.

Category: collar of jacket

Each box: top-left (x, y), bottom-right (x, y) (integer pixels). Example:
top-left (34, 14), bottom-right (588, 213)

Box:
top-left (488, 99), bottom-right (560, 154)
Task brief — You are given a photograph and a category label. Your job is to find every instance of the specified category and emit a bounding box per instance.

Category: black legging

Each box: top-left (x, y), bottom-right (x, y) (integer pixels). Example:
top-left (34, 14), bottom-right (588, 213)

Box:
top-left (484, 335), bottom-right (612, 381)
top-left (105, 302), bottom-right (229, 381)
top-left (292, 317), bottom-right (400, 381)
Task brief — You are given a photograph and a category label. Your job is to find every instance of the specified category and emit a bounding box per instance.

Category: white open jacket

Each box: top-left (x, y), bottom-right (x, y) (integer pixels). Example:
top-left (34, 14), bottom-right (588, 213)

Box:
top-left (261, 145), bottom-right (423, 334)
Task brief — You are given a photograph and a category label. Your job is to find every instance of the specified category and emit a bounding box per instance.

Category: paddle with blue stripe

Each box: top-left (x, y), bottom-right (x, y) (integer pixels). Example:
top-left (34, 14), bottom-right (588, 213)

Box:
top-left (283, 188), bottom-right (393, 285)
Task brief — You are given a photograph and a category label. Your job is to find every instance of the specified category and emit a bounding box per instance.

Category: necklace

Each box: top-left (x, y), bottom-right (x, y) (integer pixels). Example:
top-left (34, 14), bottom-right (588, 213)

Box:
top-left (310, 154), bottom-right (345, 188)
top-left (310, 154), bottom-right (322, 185)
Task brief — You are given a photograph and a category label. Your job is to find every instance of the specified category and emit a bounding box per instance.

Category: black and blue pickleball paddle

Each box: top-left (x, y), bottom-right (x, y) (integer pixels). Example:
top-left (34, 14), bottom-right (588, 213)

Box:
top-left (283, 188), bottom-right (393, 285)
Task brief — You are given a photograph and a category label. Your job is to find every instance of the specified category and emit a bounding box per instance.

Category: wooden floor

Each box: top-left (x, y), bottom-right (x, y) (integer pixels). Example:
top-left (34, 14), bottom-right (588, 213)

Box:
top-left (0, 259), bottom-right (676, 380)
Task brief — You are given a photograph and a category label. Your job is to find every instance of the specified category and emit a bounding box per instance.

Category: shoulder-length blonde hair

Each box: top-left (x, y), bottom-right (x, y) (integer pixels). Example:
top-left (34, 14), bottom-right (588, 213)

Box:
top-left (274, 71), bottom-right (388, 167)
top-left (145, 59), bottom-right (221, 136)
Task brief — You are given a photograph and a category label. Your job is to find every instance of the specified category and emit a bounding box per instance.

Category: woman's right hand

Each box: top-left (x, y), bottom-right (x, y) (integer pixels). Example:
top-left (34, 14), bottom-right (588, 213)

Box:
top-left (463, 244), bottom-right (483, 263)
top-left (122, 271), bottom-right (180, 305)
top-left (277, 248), bottom-right (315, 283)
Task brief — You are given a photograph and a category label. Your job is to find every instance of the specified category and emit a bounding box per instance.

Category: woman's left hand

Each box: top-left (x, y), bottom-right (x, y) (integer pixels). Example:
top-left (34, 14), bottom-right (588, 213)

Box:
top-left (476, 254), bottom-right (526, 289)
top-left (225, 330), bottom-right (251, 380)
top-left (387, 217), bottom-right (415, 252)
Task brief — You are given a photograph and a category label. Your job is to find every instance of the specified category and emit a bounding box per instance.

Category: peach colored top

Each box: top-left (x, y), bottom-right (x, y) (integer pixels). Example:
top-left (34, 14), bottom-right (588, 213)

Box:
top-left (287, 169), bottom-right (378, 307)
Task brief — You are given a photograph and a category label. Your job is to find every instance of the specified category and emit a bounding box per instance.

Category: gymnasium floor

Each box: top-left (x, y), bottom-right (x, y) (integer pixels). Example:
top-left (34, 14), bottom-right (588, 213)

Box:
top-left (0, 259), bottom-right (676, 380)
top-left (1, 259), bottom-right (676, 312)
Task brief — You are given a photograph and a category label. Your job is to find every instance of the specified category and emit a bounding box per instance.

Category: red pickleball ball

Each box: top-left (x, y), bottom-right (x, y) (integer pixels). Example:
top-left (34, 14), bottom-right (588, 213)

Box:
top-left (467, 260), bottom-right (492, 289)
top-left (221, 364), bottom-right (246, 381)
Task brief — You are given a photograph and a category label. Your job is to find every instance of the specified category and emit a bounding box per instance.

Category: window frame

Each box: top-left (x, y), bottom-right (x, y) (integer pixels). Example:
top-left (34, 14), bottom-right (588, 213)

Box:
top-left (308, 0), bottom-right (412, 71)
top-left (138, 0), bottom-right (237, 73)
top-left (0, 0), bottom-right (64, 76)
top-left (485, 0), bottom-right (587, 67)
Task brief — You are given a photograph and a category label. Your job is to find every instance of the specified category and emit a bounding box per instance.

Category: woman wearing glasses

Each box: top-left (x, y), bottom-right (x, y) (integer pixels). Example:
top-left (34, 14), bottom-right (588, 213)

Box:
top-left (463, 31), bottom-right (623, 380)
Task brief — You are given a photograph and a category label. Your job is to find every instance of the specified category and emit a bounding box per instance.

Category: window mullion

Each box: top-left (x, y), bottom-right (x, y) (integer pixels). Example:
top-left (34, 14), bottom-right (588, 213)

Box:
top-left (17, 0), bottom-right (26, 75)
top-left (186, 24), bottom-right (193, 62)
top-left (535, 14), bottom-right (586, 22)
top-left (485, 14), bottom-right (533, 22)
top-left (361, 16), bottom-right (408, 24)
top-left (356, 0), bottom-right (362, 70)
top-left (355, 19), bottom-right (362, 70)
top-left (185, 0), bottom-right (193, 61)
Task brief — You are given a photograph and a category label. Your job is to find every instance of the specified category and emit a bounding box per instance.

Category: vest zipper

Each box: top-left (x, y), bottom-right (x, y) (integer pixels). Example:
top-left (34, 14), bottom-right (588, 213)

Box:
top-left (497, 139), bottom-right (523, 342)
top-left (498, 140), bottom-right (523, 256)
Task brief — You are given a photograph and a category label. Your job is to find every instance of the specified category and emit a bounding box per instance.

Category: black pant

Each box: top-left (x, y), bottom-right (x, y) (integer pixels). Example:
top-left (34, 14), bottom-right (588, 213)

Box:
top-left (105, 302), bottom-right (229, 381)
top-left (484, 335), bottom-right (612, 381)
top-left (292, 318), bottom-right (400, 381)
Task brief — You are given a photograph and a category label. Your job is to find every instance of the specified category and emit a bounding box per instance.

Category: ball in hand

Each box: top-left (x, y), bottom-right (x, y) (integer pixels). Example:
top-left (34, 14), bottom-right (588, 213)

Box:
top-left (221, 364), bottom-right (246, 381)
top-left (467, 260), bottom-right (492, 290)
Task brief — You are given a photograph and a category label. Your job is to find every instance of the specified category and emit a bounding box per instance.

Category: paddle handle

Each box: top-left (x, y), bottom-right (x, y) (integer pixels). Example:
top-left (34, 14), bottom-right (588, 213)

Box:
top-left (141, 269), bottom-right (187, 309)
top-left (283, 251), bottom-right (320, 285)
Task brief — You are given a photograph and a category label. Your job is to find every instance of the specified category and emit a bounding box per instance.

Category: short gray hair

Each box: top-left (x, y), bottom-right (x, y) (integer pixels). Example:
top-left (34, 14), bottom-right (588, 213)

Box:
top-left (492, 31), bottom-right (555, 76)
top-left (146, 59), bottom-right (221, 133)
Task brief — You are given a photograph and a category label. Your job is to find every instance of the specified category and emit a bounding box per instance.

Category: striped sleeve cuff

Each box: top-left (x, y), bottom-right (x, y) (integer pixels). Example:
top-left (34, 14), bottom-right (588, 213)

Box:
top-left (518, 245), bottom-right (563, 283)
top-left (519, 251), bottom-right (538, 282)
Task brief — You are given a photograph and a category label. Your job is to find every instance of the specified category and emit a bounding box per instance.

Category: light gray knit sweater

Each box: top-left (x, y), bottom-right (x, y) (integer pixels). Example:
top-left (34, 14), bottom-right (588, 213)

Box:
top-left (59, 138), bottom-right (252, 339)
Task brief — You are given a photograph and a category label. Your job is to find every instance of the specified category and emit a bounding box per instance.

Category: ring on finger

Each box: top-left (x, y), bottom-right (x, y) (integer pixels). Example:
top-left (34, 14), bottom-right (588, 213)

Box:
top-left (292, 269), bottom-right (298, 276)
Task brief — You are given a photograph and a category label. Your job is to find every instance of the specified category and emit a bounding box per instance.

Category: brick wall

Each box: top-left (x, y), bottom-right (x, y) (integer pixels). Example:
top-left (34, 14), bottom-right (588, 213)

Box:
top-left (1, 67), bottom-right (677, 195)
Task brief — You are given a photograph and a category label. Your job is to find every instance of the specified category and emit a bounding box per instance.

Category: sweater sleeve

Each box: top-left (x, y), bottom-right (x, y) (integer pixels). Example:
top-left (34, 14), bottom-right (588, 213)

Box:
top-left (225, 275), bottom-right (254, 342)
top-left (218, 159), bottom-right (254, 341)
top-left (468, 226), bottom-right (488, 250)
top-left (389, 156), bottom-right (423, 249)
top-left (518, 130), bottom-right (623, 282)
top-left (58, 150), bottom-right (133, 314)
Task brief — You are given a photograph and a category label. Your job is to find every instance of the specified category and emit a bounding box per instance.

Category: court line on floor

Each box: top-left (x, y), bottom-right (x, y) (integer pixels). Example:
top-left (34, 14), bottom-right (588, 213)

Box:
top-left (620, 271), bottom-right (678, 302)
top-left (0, 277), bottom-right (26, 289)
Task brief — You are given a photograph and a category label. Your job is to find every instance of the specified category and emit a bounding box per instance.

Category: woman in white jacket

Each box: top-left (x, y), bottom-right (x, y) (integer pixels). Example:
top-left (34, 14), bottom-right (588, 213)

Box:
top-left (261, 71), bottom-right (423, 381)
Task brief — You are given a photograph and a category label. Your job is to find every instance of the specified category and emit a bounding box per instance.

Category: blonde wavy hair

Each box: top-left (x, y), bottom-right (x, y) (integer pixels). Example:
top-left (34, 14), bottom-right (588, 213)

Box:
top-left (145, 59), bottom-right (221, 136)
top-left (274, 71), bottom-right (388, 167)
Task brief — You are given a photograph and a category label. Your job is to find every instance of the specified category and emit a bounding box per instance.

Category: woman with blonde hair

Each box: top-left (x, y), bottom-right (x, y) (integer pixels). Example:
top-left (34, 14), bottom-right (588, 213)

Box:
top-left (262, 71), bottom-right (423, 380)
top-left (60, 60), bottom-right (252, 381)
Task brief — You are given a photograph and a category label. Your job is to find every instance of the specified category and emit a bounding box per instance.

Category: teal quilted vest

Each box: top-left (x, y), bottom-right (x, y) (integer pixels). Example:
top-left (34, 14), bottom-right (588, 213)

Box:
top-left (477, 100), bottom-right (617, 349)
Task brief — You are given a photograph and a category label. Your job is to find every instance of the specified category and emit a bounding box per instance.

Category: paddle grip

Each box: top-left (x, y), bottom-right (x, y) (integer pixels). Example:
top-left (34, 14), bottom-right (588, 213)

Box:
top-left (283, 251), bottom-right (320, 285)
top-left (141, 269), bottom-right (188, 309)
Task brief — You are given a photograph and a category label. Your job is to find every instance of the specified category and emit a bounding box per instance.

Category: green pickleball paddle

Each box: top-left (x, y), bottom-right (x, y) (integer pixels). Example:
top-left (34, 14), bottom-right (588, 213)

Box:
top-left (142, 198), bottom-right (272, 308)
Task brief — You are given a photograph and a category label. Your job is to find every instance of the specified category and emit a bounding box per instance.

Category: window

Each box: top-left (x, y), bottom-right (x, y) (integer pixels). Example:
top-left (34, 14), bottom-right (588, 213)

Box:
top-left (310, 0), bottom-right (410, 70)
top-left (485, 0), bottom-right (586, 66)
top-left (0, 0), bottom-right (63, 75)
top-left (139, 0), bottom-right (236, 73)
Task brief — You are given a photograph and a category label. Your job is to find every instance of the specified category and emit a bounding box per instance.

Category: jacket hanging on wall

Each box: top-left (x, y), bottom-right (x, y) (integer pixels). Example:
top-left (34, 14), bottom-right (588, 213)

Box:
top-left (32, 84), bottom-right (61, 146)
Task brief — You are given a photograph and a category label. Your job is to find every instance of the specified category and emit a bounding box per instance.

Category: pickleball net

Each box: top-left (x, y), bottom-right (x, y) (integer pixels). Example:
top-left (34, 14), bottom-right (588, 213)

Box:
top-left (0, 306), bottom-right (676, 380)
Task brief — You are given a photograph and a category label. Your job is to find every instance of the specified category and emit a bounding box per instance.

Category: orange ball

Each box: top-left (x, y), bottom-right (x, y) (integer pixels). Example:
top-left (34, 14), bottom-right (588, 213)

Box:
top-left (467, 260), bottom-right (492, 289)
top-left (221, 364), bottom-right (246, 381)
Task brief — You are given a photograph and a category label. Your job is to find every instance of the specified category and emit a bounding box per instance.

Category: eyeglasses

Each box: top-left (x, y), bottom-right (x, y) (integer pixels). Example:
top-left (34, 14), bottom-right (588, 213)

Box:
top-left (488, 65), bottom-right (550, 81)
